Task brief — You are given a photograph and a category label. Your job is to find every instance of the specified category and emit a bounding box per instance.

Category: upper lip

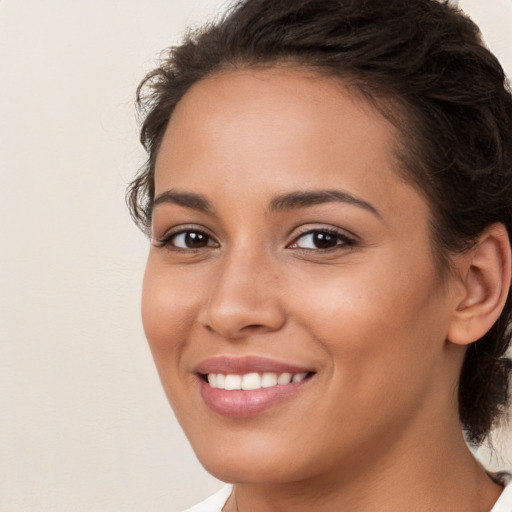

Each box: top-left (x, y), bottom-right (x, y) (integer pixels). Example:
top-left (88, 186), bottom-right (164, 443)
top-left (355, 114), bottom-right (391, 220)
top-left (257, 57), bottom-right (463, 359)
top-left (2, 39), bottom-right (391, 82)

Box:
top-left (194, 355), bottom-right (314, 375)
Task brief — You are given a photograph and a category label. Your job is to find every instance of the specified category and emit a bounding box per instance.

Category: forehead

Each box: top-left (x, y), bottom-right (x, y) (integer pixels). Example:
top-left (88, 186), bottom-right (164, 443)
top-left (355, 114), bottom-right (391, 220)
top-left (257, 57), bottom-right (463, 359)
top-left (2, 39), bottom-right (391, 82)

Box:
top-left (160, 67), bottom-right (398, 166)
top-left (154, 67), bottom-right (425, 223)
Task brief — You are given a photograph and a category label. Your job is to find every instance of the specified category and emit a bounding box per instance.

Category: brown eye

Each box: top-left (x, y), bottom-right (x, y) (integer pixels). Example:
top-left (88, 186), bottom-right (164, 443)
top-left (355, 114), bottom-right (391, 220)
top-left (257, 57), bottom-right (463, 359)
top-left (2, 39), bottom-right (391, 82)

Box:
top-left (311, 232), bottom-right (338, 249)
top-left (169, 231), bottom-right (216, 249)
top-left (291, 230), bottom-right (354, 250)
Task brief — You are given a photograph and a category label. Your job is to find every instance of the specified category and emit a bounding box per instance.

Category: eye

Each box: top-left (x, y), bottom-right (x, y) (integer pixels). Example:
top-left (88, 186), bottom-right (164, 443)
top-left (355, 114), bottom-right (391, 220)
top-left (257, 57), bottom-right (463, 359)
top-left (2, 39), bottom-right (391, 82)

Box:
top-left (288, 229), bottom-right (355, 250)
top-left (155, 229), bottom-right (219, 250)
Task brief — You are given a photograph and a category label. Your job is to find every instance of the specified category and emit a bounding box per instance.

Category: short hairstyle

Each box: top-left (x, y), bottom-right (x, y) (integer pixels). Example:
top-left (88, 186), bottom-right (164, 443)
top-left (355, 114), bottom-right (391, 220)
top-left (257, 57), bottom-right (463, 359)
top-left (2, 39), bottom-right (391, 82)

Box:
top-left (127, 0), bottom-right (512, 445)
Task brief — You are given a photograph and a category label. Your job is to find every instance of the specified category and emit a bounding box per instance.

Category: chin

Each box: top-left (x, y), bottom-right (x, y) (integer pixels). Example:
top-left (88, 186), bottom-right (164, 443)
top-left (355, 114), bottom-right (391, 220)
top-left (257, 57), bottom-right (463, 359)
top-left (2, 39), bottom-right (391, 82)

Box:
top-left (190, 432), bottom-right (307, 484)
top-left (202, 458), bottom-right (304, 485)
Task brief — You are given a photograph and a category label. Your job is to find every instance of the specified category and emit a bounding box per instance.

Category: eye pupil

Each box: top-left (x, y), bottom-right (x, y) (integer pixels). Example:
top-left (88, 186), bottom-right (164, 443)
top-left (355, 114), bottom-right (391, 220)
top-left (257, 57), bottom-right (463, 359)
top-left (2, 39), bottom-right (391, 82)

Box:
top-left (186, 232), bottom-right (208, 248)
top-left (314, 232), bottom-right (337, 249)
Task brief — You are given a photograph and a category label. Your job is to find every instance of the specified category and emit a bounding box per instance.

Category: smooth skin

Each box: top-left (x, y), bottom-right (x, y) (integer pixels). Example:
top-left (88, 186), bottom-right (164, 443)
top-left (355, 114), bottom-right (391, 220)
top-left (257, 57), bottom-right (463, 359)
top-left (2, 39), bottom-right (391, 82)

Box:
top-left (142, 67), bottom-right (510, 511)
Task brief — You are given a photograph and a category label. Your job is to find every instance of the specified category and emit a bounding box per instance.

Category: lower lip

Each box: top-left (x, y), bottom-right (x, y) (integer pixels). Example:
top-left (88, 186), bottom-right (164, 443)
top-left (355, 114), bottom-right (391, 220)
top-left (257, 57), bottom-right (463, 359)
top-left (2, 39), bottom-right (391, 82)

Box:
top-left (199, 377), bottom-right (310, 417)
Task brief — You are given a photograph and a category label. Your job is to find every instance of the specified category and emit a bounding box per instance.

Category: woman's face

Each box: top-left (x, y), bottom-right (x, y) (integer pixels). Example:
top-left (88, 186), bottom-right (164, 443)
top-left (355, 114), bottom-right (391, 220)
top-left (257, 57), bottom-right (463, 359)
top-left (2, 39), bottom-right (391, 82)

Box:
top-left (142, 68), bottom-right (463, 483)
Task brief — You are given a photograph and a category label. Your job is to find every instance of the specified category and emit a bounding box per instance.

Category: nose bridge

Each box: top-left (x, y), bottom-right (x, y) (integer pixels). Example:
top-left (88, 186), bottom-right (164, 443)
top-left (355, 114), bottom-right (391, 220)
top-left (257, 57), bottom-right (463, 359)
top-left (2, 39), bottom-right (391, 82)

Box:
top-left (202, 240), bottom-right (285, 338)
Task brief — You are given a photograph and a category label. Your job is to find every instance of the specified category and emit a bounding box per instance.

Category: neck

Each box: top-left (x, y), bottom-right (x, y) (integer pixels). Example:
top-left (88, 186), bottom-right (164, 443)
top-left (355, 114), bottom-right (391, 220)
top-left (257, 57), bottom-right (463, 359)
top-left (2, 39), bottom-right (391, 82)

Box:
top-left (225, 426), bottom-right (503, 512)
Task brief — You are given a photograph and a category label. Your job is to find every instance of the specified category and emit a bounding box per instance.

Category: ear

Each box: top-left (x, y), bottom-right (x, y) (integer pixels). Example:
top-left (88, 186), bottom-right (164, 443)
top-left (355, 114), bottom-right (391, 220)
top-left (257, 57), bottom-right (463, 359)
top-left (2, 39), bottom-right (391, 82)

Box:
top-left (447, 223), bottom-right (511, 346)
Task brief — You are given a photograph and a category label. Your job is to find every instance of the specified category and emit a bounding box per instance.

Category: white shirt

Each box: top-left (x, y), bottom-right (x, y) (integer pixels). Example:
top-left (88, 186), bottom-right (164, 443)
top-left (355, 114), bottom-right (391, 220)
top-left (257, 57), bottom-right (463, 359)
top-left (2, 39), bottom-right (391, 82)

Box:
top-left (182, 478), bottom-right (512, 512)
top-left (183, 485), bottom-right (232, 512)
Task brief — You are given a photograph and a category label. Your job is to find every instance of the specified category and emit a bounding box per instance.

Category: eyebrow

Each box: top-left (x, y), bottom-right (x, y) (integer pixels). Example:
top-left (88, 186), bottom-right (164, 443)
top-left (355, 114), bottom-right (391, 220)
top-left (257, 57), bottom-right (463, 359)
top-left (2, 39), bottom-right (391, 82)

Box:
top-left (153, 190), bottom-right (215, 214)
top-left (269, 189), bottom-right (380, 217)
top-left (152, 188), bottom-right (380, 217)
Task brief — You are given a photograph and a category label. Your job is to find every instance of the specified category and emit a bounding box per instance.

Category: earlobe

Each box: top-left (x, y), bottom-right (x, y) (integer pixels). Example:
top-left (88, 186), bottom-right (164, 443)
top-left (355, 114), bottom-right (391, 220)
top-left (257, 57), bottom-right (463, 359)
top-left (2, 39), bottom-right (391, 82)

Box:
top-left (448, 223), bottom-right (511, 346)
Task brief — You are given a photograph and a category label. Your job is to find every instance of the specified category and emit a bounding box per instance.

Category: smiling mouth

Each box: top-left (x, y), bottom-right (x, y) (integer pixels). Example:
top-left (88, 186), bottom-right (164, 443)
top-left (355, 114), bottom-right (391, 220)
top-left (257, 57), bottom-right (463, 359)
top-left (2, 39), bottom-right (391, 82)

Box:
top-left (195, 356), bottom-right (316, 416)
top-left (201, 371), bottom-right (314, 390)
top-left (197, 370), bottom-right (316, 417)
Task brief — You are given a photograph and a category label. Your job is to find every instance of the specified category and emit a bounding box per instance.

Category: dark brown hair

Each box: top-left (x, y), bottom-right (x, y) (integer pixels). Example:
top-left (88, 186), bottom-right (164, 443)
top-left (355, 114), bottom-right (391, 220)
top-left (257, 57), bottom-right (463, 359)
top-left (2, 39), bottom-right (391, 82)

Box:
top-left (127, 0), bottom-right (512, 445)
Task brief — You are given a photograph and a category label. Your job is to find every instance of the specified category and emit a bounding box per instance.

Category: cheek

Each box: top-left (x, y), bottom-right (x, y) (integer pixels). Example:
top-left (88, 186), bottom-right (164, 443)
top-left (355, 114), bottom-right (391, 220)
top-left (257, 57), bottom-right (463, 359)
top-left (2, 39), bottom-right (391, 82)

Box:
top-left (141, 259), bottom-right (198, 359)
top-left (288, 255), bottom-right (445, 381)
top-left (141, 259), bottom-right (206, 418)
top-left (285, 265), bottom-right (448, 454)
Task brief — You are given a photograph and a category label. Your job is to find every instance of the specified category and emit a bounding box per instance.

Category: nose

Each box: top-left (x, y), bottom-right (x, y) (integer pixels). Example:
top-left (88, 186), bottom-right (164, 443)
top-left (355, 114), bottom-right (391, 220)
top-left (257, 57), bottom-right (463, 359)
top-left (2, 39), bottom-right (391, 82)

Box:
top-left (199, 247), bottom-right (287, 340)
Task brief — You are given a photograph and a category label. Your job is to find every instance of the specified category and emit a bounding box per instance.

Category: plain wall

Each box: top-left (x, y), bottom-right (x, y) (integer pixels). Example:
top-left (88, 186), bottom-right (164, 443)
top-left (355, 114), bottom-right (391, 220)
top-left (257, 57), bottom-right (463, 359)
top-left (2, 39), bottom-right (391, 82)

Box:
top-left (0, 1), bottom-right (510, 511)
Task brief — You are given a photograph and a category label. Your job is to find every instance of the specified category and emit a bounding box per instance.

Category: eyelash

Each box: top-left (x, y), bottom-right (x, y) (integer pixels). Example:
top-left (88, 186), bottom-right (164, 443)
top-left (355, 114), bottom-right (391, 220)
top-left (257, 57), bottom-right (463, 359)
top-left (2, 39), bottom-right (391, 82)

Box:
top-left (288, 228), bottom-right (356, 251)
top-left (155, 227), bottom-right (218, 251)
top-left (154, 226), bottom-right (356, 252)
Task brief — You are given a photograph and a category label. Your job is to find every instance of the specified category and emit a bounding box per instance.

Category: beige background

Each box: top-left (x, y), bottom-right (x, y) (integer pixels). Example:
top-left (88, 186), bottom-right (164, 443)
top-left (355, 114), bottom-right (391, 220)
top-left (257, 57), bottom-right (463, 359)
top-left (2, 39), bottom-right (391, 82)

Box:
top-left (0, 1), bottom-right (510, 510)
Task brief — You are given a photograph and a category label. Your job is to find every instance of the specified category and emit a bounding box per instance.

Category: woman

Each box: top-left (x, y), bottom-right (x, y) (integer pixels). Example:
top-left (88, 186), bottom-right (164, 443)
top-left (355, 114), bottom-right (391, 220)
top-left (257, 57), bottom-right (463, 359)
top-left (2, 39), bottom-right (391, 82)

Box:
top-left (127, 0), bottom-right (512, 510)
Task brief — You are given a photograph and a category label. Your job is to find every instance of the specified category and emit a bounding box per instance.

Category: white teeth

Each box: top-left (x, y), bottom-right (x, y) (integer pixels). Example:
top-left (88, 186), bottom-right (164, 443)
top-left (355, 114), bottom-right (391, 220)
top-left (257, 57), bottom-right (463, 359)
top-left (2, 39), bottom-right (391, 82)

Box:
top-left (242, 372), bottom-right (261, 390)
top-left (207, 373), bottom-right (217, 387)
top-left (206, 371), bottom-right (309, 390)
top-left (216, 373), bottom-right (225, 389)
top-left (277, 372), bottom-right (292, 385)
top-left (224, 374), bottom-right (242, 390)
top-left (261, 372), bottom-right (278, 388)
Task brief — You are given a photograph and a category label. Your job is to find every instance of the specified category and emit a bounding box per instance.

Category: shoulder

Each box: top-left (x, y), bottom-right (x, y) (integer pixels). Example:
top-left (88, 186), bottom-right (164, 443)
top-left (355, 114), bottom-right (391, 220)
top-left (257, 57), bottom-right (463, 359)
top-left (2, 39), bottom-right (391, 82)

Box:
top-left (181, 485), bottom-right (233, 512)
top-left (491, 474), bottom-right (512, 512)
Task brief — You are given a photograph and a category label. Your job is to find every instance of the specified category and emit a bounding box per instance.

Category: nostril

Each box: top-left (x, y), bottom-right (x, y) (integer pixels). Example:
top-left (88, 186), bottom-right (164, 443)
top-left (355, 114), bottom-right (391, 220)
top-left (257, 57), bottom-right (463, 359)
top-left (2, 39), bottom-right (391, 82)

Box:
top-left (200, 293), bottom-right (287, 338)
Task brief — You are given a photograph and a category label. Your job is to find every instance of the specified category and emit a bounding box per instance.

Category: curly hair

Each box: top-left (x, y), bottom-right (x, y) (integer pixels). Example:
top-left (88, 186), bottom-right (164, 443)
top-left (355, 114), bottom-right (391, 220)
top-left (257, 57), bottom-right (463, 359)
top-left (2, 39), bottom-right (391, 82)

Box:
top-left (127, 0), bottom-right (512, 445)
